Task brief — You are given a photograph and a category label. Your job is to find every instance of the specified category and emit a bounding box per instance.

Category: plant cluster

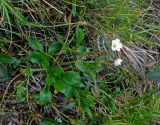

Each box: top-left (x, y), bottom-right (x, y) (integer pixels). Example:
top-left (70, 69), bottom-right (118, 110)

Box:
top-left (0, 0), bottom-right (160, 125)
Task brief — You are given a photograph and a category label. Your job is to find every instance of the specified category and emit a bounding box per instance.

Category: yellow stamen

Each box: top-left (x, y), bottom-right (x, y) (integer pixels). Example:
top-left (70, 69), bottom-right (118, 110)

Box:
top-left (113, 44), bottom-right (117, 48)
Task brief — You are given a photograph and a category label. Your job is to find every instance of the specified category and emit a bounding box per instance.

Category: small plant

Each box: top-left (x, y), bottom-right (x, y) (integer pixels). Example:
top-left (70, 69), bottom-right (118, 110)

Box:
top-left (0, 0), bottom-right (160, 125)
top-left (21, 27), bottom-right (104, 123)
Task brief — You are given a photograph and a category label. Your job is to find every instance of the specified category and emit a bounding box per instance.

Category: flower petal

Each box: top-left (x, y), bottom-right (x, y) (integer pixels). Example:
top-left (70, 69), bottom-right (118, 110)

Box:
top-left (115, 39), bottom-right (120, 43)
top-left (114, 58), bottom-right (122, 66)
top-left (118, 42), bottom-right (122, 49)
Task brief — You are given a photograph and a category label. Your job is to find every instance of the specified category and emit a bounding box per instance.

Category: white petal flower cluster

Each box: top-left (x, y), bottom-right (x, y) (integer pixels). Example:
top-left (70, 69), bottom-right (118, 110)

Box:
top-left (111, 39), bottom-right (123, 66)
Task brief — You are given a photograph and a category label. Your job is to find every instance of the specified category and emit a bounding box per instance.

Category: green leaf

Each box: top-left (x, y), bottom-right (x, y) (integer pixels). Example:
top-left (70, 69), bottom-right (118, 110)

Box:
top-left (106, 99), bottom-right (117, 112)
top-left (86, 63), bottom-right (102, 71)
top-left (0, 54), bottom-right (15, 64)
top-left (28, 37), bottom-right (43, 51)
top-left (56, 34), bottom-right (63, 43)
top-left (41, 60), bottom-right (50, 70)
top-left (81, 98), bottom-right (94, 119)
top-left (75, 60), bottom-right (87, 72)
top-left (16, 83), bottom-right (25, 102)
top-left (72, 0), bottom-right (76, 17)
top-left (82, 98), bottom-right (94, 107)
top-left (84, 107), bottom-right (93, 119)
top-left (29, 51), bottom-right (50, 69)
top-left (21, 67), bottom-right (39, 77)
top-left (89, 118), bottom-right (95, 125)
top-left (29, 51), bottom-right (43, 64)
top-left (21, 68), bottom-right (32, 77)
top-left (45, 74), bottom-right (55, 86)
top-left (85, 71), bottom-right (96, 84)
top-left (54, 80), bottom-right (75, 98)
top-left (52, 66), bottom-right (63, 77)
top-left (63, 102), bottom-right (76, 109)
top-left (2, 0), bottom-right (29, 25)
top-left (76, 27), bottom-right (84, 47)
top-left (54, 71), bottom-right (82, 98)
top-left (2, 5), bottom-right (10, 23)
top-left (91, 85), bottom-right (99, 97)
top-left (35, 86), bottom-right (52, 105)
top-left (48, 42), bottom-right (62, 54)
top-left (77, 46), bottom-right (87, 53)
top-left (41, 118), bottom-right (66, 125)
top-left (0, 64), bottom-right (8, 80)
top-left (62, 71), bottom-right (80, 86)
top-left (146, 70), bottom-right (160, 82)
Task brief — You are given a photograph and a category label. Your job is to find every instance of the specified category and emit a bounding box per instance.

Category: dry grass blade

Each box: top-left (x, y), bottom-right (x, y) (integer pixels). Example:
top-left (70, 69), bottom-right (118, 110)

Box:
top-left (42, 0), bottom-right (64, 15)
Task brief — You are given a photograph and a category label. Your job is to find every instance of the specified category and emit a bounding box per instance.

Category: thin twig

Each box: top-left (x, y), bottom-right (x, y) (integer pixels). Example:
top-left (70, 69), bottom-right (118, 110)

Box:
top-left (42, 0), bottom-right (64, 15)
top-left (0, 74), bottom-right (21, 107)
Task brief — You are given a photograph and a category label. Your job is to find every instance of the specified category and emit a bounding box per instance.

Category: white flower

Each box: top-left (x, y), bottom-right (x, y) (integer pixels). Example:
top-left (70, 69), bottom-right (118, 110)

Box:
top-left (111, 39), bottom-right (122, 51)
top-left (55, 117), bottom-right (62, 122)
top-left (114, 58), bottom-right (122, 66)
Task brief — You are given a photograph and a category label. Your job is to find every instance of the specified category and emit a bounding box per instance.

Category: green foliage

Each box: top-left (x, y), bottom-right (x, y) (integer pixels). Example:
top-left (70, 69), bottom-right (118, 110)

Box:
top-left (21, 68), bottom-right (33, 77)
top-left (104, 94), bottom-right (160, 125)
top-left (28, 37), bottom-right (43, 51)
top-left (45, 74), bottom-right (55, 86)
top-left (48, 41), bottom-right (62, 54)
top-left (146, 70), bottom-right (160, 82)
top-left (0, 54), bottom-right (15, 64)
top-left (81, 97), bottom-right (94, 119)
top-left (29, 51), bottom-right (44, 64)
top-left (62, 71), bottom-right (80, 85)
top-left (1, 0), bottom-right (29, 25)
top-left (103, 120), bottom-right (126, 125)
top-left (29, 51), bottom-right (50, 69)
top-left (16, 82), bottom-right (25, 102)
top-left (41, 118), bottom-right (66, 125)
top-left (72, 0), bottom-right (77, 17)
top-left (63, 102), bottom-right (76, 109)
top-left (76, 27), bottom-right (84, 47)
top-left (35, 86), bottom-right (52, 105)
top-left (52, 66), bottom-right (63, 77)
top-left (0, 64), bottom-right (8, 80)
top-left (91, 85), bottom-right (99, 97)
top-left (75, 60), bottom-right (87, 72)
top-left (54, 71), bottom-right (82, 98)
top-left (54, 80), bottom-right (75, 98)
top-left (77, 46), bottom-right (87, 53)
top-left (0, 0), bottom-right (160, 124)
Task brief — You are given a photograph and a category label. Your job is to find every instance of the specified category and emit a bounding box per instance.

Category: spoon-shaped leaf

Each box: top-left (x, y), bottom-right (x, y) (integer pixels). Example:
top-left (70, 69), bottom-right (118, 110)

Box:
top-left (146, 70), bottom-right (160, 82)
